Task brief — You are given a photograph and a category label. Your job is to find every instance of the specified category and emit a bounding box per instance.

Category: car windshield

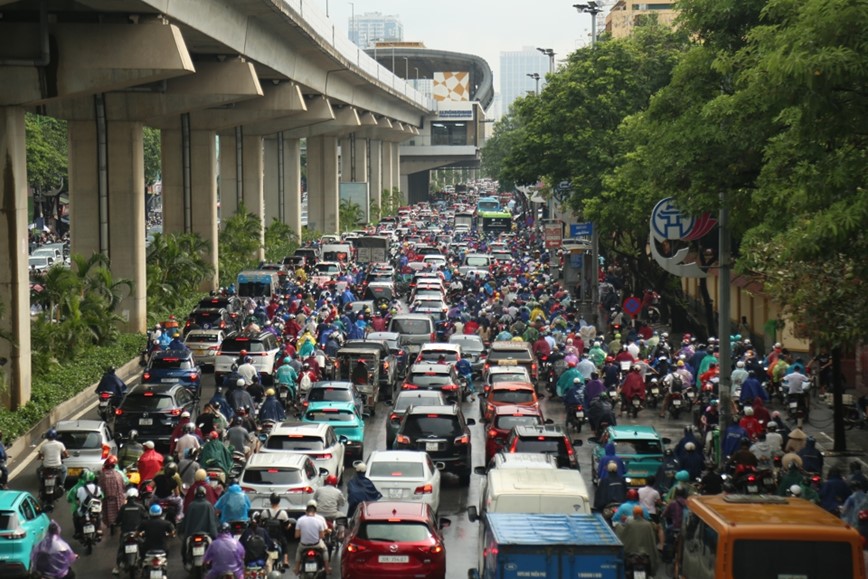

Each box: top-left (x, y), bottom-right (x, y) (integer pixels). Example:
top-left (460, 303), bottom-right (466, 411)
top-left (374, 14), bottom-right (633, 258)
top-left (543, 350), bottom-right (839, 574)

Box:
top-left (491, 389), bottom-right (534, 404)
top-left (307, 388), bottom-right (352, 403)
top-left (614, 439), bottom-right (663, 455)
top-left (266, 435), bottom-right (325, 452)
top-left (122, 394), bottom-right (175, 411)
top-left (186, 333), bottom-right (220, 344)
top-left (419, 350), bottom-right (458, 362)
top-left (57, 431), bottom-right (102, 450)
top-left (0, 511), bottom-right (20, 531)
top-left (407, 372), bottom-right (451, 387)
top-left (150, 357), bottom-right (194, 370)
top-left (315, 264), bottom-right (339, 274)
top-left (358, 522), bottom-right (432, 542)
top-left (488, 350), bottom-right (532, 362)
top-left (515, 437), bottom-right (567, 455)
top-left (368, 461), bottom-right (425, 478)
top-left (192, 312), bottom-right (220, 324)
top-left (465, 256), bottom-right (489, 267)
top-left (242, 468), bottom-right (302, 486)
top-left (221, 338), bottom-right (266, 353)
top-left (451, 339), bottom-right (483, 353)
top-left (402, 415), bottom-right (460, 438)
top-left (390, 319), bottom-right (431, 335)
top-left (305, 410), bottom-right (356, 423)
top-left (491, 373), bottom-right (528, 384)
top-left (495, 415), bottom-right (542, 431)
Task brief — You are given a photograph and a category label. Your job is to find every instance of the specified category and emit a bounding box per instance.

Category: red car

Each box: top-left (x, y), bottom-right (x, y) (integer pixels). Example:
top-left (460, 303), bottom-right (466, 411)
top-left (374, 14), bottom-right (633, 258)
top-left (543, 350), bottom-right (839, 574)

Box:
top-left (485, 405), bottom-right (547, 464)
top-left (341, 501), bottom-right (449, 579)
top-left (480, 381), bottom-right (539, 423)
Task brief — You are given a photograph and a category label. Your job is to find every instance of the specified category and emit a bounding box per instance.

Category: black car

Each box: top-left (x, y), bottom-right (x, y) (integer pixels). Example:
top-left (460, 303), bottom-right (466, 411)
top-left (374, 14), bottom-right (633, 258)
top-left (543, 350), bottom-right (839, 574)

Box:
top-left (196, 295), bottom-right (240, 314)
top-left (113, 384), bottom-right (199, 448)
top-left (393, 404), bottom-right (475, 485)
top-left (504, 424), bottom-right (581, 470)
top-left (183, 307), bottom-right (236, 336)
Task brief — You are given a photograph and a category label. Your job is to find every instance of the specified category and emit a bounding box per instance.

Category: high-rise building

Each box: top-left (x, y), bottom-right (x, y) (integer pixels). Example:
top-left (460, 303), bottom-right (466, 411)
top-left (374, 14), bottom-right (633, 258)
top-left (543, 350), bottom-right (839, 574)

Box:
top-left (349, 12), bottom-right (403, 49)
top-left (499, 47), bottom-right (550, 116)
top-left (605, 1), bottom-right (679, 38)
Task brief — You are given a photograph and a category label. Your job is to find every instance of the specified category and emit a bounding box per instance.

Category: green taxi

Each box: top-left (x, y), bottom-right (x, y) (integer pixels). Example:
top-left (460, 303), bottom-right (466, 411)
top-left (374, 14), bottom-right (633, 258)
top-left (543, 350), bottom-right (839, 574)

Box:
top-left (590, 424), bottom-right (670, 487)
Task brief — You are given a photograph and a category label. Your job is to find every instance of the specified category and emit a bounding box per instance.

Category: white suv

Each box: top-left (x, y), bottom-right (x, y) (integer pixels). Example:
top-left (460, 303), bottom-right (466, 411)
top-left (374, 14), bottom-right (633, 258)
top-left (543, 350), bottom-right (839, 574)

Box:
top-left (260, 422), bottom-right (346, 481)
top-left (214, 331), bottom-right (280, 384)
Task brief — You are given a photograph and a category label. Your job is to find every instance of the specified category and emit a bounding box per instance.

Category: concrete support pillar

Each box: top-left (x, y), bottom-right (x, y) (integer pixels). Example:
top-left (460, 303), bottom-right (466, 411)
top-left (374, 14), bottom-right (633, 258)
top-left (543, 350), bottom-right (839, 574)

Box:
top-left (391, 143), bottom-right (401, 203)
top-left (218, 132), bottom-right (239, 222)
top-left (160, 125), bottom-right (218, 289)
top-left (242, 134), bottom-right (265, 260)
top-left (382, 142), bottom-right (394, 194)
top-left (369, 139), bottom-right (383, 212)
top-left (339, 137), bottom-right (352, 182)
top-left (307, 135), bottom-right (339, 234)
top-left (284, 137), bottom-right (302, 240)
top-left (0, 107), bottom-right (32, 409)
top-left (264, 136), bottom-right (279, 226)
top-left (353, 137), bottom-right (368, 184)
top-left (69, 118), bottom-right (147, 333)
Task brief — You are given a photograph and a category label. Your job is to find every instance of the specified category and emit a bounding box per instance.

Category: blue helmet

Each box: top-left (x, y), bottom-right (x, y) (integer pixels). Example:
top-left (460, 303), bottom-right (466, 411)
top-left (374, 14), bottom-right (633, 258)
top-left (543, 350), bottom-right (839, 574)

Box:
top-left (46, 429), bottom-right (57, 440)
top-left (149, 504), bottom-right (163, 517)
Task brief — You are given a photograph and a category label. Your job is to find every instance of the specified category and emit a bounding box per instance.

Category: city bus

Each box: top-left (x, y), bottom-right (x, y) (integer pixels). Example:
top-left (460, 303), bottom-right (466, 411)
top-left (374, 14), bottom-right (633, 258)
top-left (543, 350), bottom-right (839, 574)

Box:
top-left (479, 211), bottom-right (513, 235)
top-left (476, 196), bottom-right (501, 213)
top-left (675, 494), bottom-right (865, 579)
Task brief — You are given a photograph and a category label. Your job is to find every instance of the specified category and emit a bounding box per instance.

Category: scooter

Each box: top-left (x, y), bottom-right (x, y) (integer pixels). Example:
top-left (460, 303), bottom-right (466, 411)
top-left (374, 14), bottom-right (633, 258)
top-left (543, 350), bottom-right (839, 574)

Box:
top-left (40, 466), bottom-right (62, 506)
top-left (98, 392), bottom-right (116, 421)
top-left (120, 532), bottom-right (142, 578)
top-left (141, 549), bottom-right (168, 579)
top-left (79, 498), bottom-right (103, 555)
top-left (668, 392), bottom-right (685, 420)
top-left (565, 403), bottom-right (586, 433)
top-left (625, 552), bottom-right (652, 579)
top-left (298, 547), bottom-right (328, 579)
top-left (184, 532), bottom-right (212, 577)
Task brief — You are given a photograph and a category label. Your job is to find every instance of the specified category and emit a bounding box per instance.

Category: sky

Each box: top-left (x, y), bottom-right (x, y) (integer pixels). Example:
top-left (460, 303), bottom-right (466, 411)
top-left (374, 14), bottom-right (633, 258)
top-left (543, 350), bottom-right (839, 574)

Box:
top-left (320, 0), bottom-right (599, 87)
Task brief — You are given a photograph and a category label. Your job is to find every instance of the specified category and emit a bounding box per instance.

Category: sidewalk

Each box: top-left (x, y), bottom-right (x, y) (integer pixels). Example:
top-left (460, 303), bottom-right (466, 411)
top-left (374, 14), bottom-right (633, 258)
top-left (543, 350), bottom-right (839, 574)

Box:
top-left (784, 392), bottom-right (868, 473)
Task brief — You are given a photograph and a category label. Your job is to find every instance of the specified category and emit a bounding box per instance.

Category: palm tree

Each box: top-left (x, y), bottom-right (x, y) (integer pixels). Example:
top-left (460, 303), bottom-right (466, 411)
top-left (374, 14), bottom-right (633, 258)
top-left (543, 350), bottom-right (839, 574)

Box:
top-left (339, 199), bottom-right (363, 232)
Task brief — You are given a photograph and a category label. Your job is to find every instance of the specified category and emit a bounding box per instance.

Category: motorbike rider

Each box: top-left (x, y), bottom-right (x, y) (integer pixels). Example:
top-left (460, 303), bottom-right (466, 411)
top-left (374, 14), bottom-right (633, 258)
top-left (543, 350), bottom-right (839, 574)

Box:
top-left (118, 430), bottom-right (144, 470)
top-left (564, 377), bottom-right (585, 415)
top-left (258, 389), bottom-right (286, 423)
top-left (276, 357), bottom-right (298, 399)
top-left (152, 463), bottom-right (184, 525)
top-left (455, 356), bottom-right (476, 402)
top-left (95, 366), bottom-right (127, 407)
top-left (783, 365), bottom-right (811, 413)
top-left (68, 469), bottom-right (104, 538)
top-left (113, 488), bottom-right (147, 574)
top-left (313, 475), bottom-right (347, 521)
top-left (722, 416), bottom-right (749, 459)
top-left (30, 521), bottom-right (77, 579)
top-left (200, 431), bottom-right (234, 476)
top-left (588, 391), bottom-right (617, 434)
top-left (137, 441), bottom-right (164, 484)
top-left (260, 493), bottom-right (292, 569)
top-left (293, 500), bottom-right (330, 575)
top-left (593, 461), bottom-right (626, 512)
top-left (658, 368), bottom-right (685, 418)
top-left (620, 364), bottom-right (646, 415)
top-left (167, 331), bottom-right (189, 353)
top-left (347, 462), bottom-right (383, 518)
top-left (97, 455), bottom-right (127, 532)
top-left (240, 512), bottom-right (276, 572)
top-left (798, 437), bottom-right (824, 474)
top-left (728, 438), bottom-right (759, 476)
top-left (246, 375), bottom-right (266, 405)
top-left (174, 422), bottom-right (202, 462)
top-left (555, 360), bottom-right (582, 399)
top-left (182, 486), bottom-right (218, 568)
top-left (183, 469), bottom-right (219, 514)
top-left (38, 428), bottom-right (69, 491)
top-left (214, 482), bottom-right (251, 525)
top-left (226, 417), bottom-right (257, 459)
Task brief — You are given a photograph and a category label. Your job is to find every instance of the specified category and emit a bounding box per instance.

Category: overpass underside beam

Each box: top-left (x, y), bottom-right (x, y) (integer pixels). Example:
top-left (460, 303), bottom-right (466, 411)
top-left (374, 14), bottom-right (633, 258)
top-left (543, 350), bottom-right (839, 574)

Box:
top-left (0, 107), bottom-right (32, 409)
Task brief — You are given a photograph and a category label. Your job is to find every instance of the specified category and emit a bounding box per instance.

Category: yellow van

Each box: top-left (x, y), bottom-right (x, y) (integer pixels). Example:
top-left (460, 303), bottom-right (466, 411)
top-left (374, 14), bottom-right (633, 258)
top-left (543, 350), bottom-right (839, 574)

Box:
top-left (675, 494), bottom-right (866, 579)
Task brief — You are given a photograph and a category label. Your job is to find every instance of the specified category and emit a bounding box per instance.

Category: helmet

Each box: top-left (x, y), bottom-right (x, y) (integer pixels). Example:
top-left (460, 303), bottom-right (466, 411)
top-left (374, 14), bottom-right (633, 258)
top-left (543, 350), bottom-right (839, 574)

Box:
top-left (789, 484), bottom-right (802, 497)
top-left (209, 431), bottom-right (219, 440)
top-left (46, 428), bottom-right (57, 440)
top-left (675, 470), bottom-right (690, 482)
top-left (306, 500), bottom-right (318, 510)
top-left (149, 504), bottom-right (163, 517)
top-left (184, 422), bottom-right (196, 434)
top-left (219, 522), bottom-right (231, 534)
top-left (81, 469), bottom-right (95, 483)
top-left (125, 487), bottom-right (139, 499)
top-left (128, 429), bottom-right (138, 441)
top-left (164, 463), bottom-right (177, 477)
top-left (626, 489), bottom-right (639, 501)
top-left (104, 455), bottom-right (118, 468)
top-left (736, 360), bottom-right (745, 368)
top-left (236, 379), bottom-right (245, 387)
top-left (573, 377), bottom-right (581, 384)
top-left (744, 406), bottom-right (754, 416)
top-left (325, 475), bottom-right (338, 486)
top-left (240, 349), bottom-right (248, 357)
top-left (284, 357), bottom-right (291, 364)
top-left (266, 388), bottom-right (275, 397)
top-left (195, 485), bottom-right (207, 499)
top-left (632, 364), bottom-right (641, 371)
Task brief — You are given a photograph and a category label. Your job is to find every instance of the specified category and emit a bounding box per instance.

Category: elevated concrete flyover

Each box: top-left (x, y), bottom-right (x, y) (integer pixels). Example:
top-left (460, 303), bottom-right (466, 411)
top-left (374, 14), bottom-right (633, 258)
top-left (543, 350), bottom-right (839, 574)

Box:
top-left (0, 0), bottom-right (430, 408)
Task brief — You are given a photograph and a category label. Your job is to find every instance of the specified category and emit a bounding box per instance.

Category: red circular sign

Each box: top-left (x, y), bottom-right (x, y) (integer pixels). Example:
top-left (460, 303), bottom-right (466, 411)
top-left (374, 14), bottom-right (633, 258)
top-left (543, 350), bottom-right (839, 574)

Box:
top-left (622, 296), bottom-right (642, 316)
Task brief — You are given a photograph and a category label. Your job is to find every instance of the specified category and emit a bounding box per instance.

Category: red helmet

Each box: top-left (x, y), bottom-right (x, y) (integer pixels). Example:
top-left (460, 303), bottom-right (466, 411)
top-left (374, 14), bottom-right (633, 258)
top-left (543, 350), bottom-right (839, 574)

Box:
top-left (104, 455), bottom-right (118, 468)
top-left (325, 475), bottom-right (338, 486)
top-left (626, 488), bottom-right (639, 501)
top-left (240, 349), bottom-right (248, 357)
top-left (209, 431), bottom-right (219, 440)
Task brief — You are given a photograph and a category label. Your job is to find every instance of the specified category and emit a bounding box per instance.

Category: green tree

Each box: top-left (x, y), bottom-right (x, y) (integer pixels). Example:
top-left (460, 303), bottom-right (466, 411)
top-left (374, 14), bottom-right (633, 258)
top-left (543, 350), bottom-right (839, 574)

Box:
top-left (25, 113), bottom-right (67, 195)
top-left (264, 219), bottom-right (300, 263)
top-left (339, 198), bottom-right (363, 232)
top-left (218, 205), bottom-right (263, 286)
top-left (146, 232), bottom-right (213, 322)
top-left (143, 127), bottom-right (161, 185)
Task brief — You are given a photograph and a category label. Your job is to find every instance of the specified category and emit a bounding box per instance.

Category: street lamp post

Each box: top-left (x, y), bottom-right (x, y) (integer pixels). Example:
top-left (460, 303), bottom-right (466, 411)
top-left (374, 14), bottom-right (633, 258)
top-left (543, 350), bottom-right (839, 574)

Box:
top-left (526, 73), bottom-right (540, 95)
top-left (403, 57), bottom-right (409, 79)
top-left (573, 2), bottom-right (602, 46)
top-left (536, 47), bottom-right (555, 74)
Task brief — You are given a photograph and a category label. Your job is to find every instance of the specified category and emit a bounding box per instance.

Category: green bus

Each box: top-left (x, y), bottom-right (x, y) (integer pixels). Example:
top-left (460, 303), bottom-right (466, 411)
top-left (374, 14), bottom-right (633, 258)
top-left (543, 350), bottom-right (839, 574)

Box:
top-left (479, 211), bottom-right (513, 234)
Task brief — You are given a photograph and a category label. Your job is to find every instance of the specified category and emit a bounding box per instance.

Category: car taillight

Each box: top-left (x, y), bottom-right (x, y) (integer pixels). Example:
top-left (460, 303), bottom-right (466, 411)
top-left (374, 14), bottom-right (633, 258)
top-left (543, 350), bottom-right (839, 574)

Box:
top-left (430, 333), bottom-right (436, 341)
top-left (483, 363), bottom-right (490, 371)
top-left (315, 453), bottom-right (333, 460)
top-left (189, 373), bottom-right (199, 381)
top-left (143, 372), bottom-right (151, 381)
top-left (346, 543), bottom-right (365, 553)
top-left (114, 409), bottom-right (123, 416)
top-left (389, 413), bottom-right (400, 422)
top-left (426, 542), bottom-right (443, 554)
top-left (241, 487), bottom-right (256, 493)
top-left (454, 434), bottom-right (469, 445)
top-left (414, 483), bottom-right (433, 495)
top-left (209, 346), bottom-right (219, 351)
top-left (487, 429), bottom-right (498, 439)
top-left (169, 409), bottom-right (181, 416)
top-left (287, 486), bottom-right (314, 494)
top-left (442, 384), bottom-right (458, 391)
top-left (395, 434), bottom-right (411, 445)
top-left (402, 384), bottom-right (418, 390)
top-left (101, 444), bottom-right (110, 459)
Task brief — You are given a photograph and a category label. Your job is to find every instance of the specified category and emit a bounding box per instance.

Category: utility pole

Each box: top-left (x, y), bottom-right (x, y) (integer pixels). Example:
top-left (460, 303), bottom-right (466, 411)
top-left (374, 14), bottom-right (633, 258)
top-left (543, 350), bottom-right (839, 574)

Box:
top-left (717, 190), bottom-right (732, 468)
top-left (573, 1), bottom-right (602, 46)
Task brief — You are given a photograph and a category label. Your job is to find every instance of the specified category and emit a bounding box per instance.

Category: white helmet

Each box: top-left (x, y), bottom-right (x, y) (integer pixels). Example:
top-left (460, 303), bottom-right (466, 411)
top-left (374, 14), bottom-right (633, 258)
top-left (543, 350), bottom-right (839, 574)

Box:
top-left (736, 361), bottom-right (745, 368)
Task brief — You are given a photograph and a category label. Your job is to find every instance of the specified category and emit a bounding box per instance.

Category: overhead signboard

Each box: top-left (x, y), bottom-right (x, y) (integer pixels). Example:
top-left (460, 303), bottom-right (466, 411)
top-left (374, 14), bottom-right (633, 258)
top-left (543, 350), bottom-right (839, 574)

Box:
top-left (569, 222), bottom-right (593, 238)
top-left (543, 222), bottom-right (563, 248)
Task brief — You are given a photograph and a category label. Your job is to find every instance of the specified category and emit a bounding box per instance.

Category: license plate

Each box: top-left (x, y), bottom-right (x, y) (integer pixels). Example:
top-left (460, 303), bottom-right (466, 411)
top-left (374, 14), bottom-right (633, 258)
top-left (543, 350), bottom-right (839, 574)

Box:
top-left (161, 378), bottom-right (179, 383)
top-left (575, 411), bottom-right (584, 418)
top-left (630, 478), bottom-right (646, 486)
top-left (378, 555), bottom-right (409, 563)
top-left (67, 468), bottom-right (82, 477)
top-left (279, 391), bottom-right (287, 399)
top-left (633, 398), bottom-right (641, 406)
top-left (99, 401), bottom-right (109, 407)
top-left (304, 562), bottom-right (318, 573)
top-left (388, 488), bottom-right (403, 498)
top-left (425, 442), bottom-right (438, 451)
top-left (139, 418), bottom-right (153, 425)
top-left (651, 388), bottom-right (659, 395)
top-left (789, 402), bottom-right (798, 409)
top-left (192, 546), bottom-right (205, 556)
top-left (195, 350), bottom-right (206, 356)
top-left (83, 524), bottom-right (95, 534)
top-left (497, 360), bottom-right (517, 366)
top-left (634, 571), bottom-right (646, 579)
top-left (748, 485), bottom-right (758, 493)
top-left (673, 399), bottom-right (682, 406)
top-left (763, 478), bottom-right (773, 486)
top-left (686, 391), bottom-right (695, 398)
top-left (150, 570), bottom-right (162, 579)
top-left (125, 545), bottom-right (138, 553)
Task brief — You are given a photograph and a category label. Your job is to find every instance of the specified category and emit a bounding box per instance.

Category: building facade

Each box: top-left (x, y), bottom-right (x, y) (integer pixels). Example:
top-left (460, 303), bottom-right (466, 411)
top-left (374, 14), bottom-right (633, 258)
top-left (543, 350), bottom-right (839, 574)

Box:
top-left (605, 1), bottom-right (679, 38)
top-left (499, 47), bottom-right (550, 116)
top-left (349, 12), bottom-right (403, 49)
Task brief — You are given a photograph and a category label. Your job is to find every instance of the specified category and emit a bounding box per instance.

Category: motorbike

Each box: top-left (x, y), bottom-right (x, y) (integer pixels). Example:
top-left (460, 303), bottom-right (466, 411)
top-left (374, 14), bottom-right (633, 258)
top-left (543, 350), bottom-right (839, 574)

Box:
top-left (625, 552), bottom-right (652, 579)
top-left (120, 532), bottom-right (142, 578)
top-left (142, 549), bottom-right (168, 579)
top-left (40, 466), bottom-right (62, 506)
top-left (79, 498), bottom-right (103, 554)
top-left (627, 396), bottom-right (643, 419)
top-left (668, 392), bottom-right (685, 420)
top-left (298, 546), bottom-right (328, 579)
top-left (244, 562), bottom-right (267, 578)
top-left (325, 516), bottom-right (347, 560)
top-left (683, 386), bottom-right (698, 409)
top-left (565, 403), bottom-right (586, 433)
top-left (645, 382), bottom-right (660, 410)
top-left (787, 393), bottom-right (809, 424)
top-left (156, 498), bottom-right (180, 525)
top-left (733, 466), bottom-right (761, 494)
top-left (229, 520), bottom-right (248, 540)
top-left (757, 468), bottom-right (777, 494)
top-left (98, 392), bottom-right (116, 421)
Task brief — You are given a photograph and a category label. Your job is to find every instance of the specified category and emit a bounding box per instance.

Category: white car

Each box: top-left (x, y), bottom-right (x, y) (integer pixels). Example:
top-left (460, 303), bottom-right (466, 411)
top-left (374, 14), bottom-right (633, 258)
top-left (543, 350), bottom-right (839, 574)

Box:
top-left (364, 450), bottom-right (443, 513)
top-left (239, 453), bottom-right (326, 514)
top-left (416, 343), bottom-right (462, 365)
top-left (184, 329), bottom-right (226, 368)
top-left (260, 422), bottom-right (346, 481)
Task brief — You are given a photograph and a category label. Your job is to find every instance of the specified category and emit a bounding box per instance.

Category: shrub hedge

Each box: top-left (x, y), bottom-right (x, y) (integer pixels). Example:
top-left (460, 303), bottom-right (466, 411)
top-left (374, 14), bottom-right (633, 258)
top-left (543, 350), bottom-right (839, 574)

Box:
top-left (0, 333), bottom-right (144, 440)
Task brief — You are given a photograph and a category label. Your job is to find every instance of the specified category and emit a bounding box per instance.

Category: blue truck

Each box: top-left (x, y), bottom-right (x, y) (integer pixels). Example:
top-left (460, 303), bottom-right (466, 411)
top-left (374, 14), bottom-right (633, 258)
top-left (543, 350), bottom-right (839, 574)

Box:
top-left (468, 513), bottom-right (624, 579)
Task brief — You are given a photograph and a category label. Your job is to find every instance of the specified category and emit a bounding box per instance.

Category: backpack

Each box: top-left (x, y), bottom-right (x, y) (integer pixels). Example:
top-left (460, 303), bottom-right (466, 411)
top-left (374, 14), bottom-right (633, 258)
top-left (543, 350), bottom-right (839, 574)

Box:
top-left (669, 374), bottom-right (683, 392)
top-left (299, 372), bottom-right (312, 391)
top-left (243, 531), bottom-right (267, 562)
top-left (261, 508), bottom-right (287, 538)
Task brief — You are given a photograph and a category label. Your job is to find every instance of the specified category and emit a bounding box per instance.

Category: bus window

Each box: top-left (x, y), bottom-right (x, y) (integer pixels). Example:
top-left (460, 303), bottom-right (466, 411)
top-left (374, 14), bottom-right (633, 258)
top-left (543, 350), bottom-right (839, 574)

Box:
top-left (733, 539), bottom-right (852, 578)
top-left (680, 511), bottom-right (717, 579)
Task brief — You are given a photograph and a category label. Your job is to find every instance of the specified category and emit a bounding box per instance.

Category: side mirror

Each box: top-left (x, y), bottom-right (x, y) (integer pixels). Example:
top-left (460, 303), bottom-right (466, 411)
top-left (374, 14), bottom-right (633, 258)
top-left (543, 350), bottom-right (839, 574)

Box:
top-left (588, 437), bottom-right (599, 445)
top-left (438, 517), bottom-right (452, 530)
top-left (662, 437), bottom-right (672, 445)
top-left (466, 418), bottom-right (476, 426)
top-left (544, 419), bottom-right (554, 425)
top-left (338, 435), bottom-right (349, 444)
top-left (319, 467), bottom-right (330, 477)
top-left (467, 506), bottom-right (479, 523)
top-left (473, 466), bottom-right (486, 476)
top-left (537, 393), bottom-right (545, 399)
top-left (434, 462), bottom-right (446, 471)
top-left (572, 439), bottom-right (584, 447)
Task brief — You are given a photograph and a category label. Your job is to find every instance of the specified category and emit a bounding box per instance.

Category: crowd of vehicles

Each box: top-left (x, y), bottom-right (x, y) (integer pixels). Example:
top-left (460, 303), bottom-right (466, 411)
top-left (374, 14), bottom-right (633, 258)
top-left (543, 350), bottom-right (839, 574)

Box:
top-left (9, 196), bottom-right (867, 579)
